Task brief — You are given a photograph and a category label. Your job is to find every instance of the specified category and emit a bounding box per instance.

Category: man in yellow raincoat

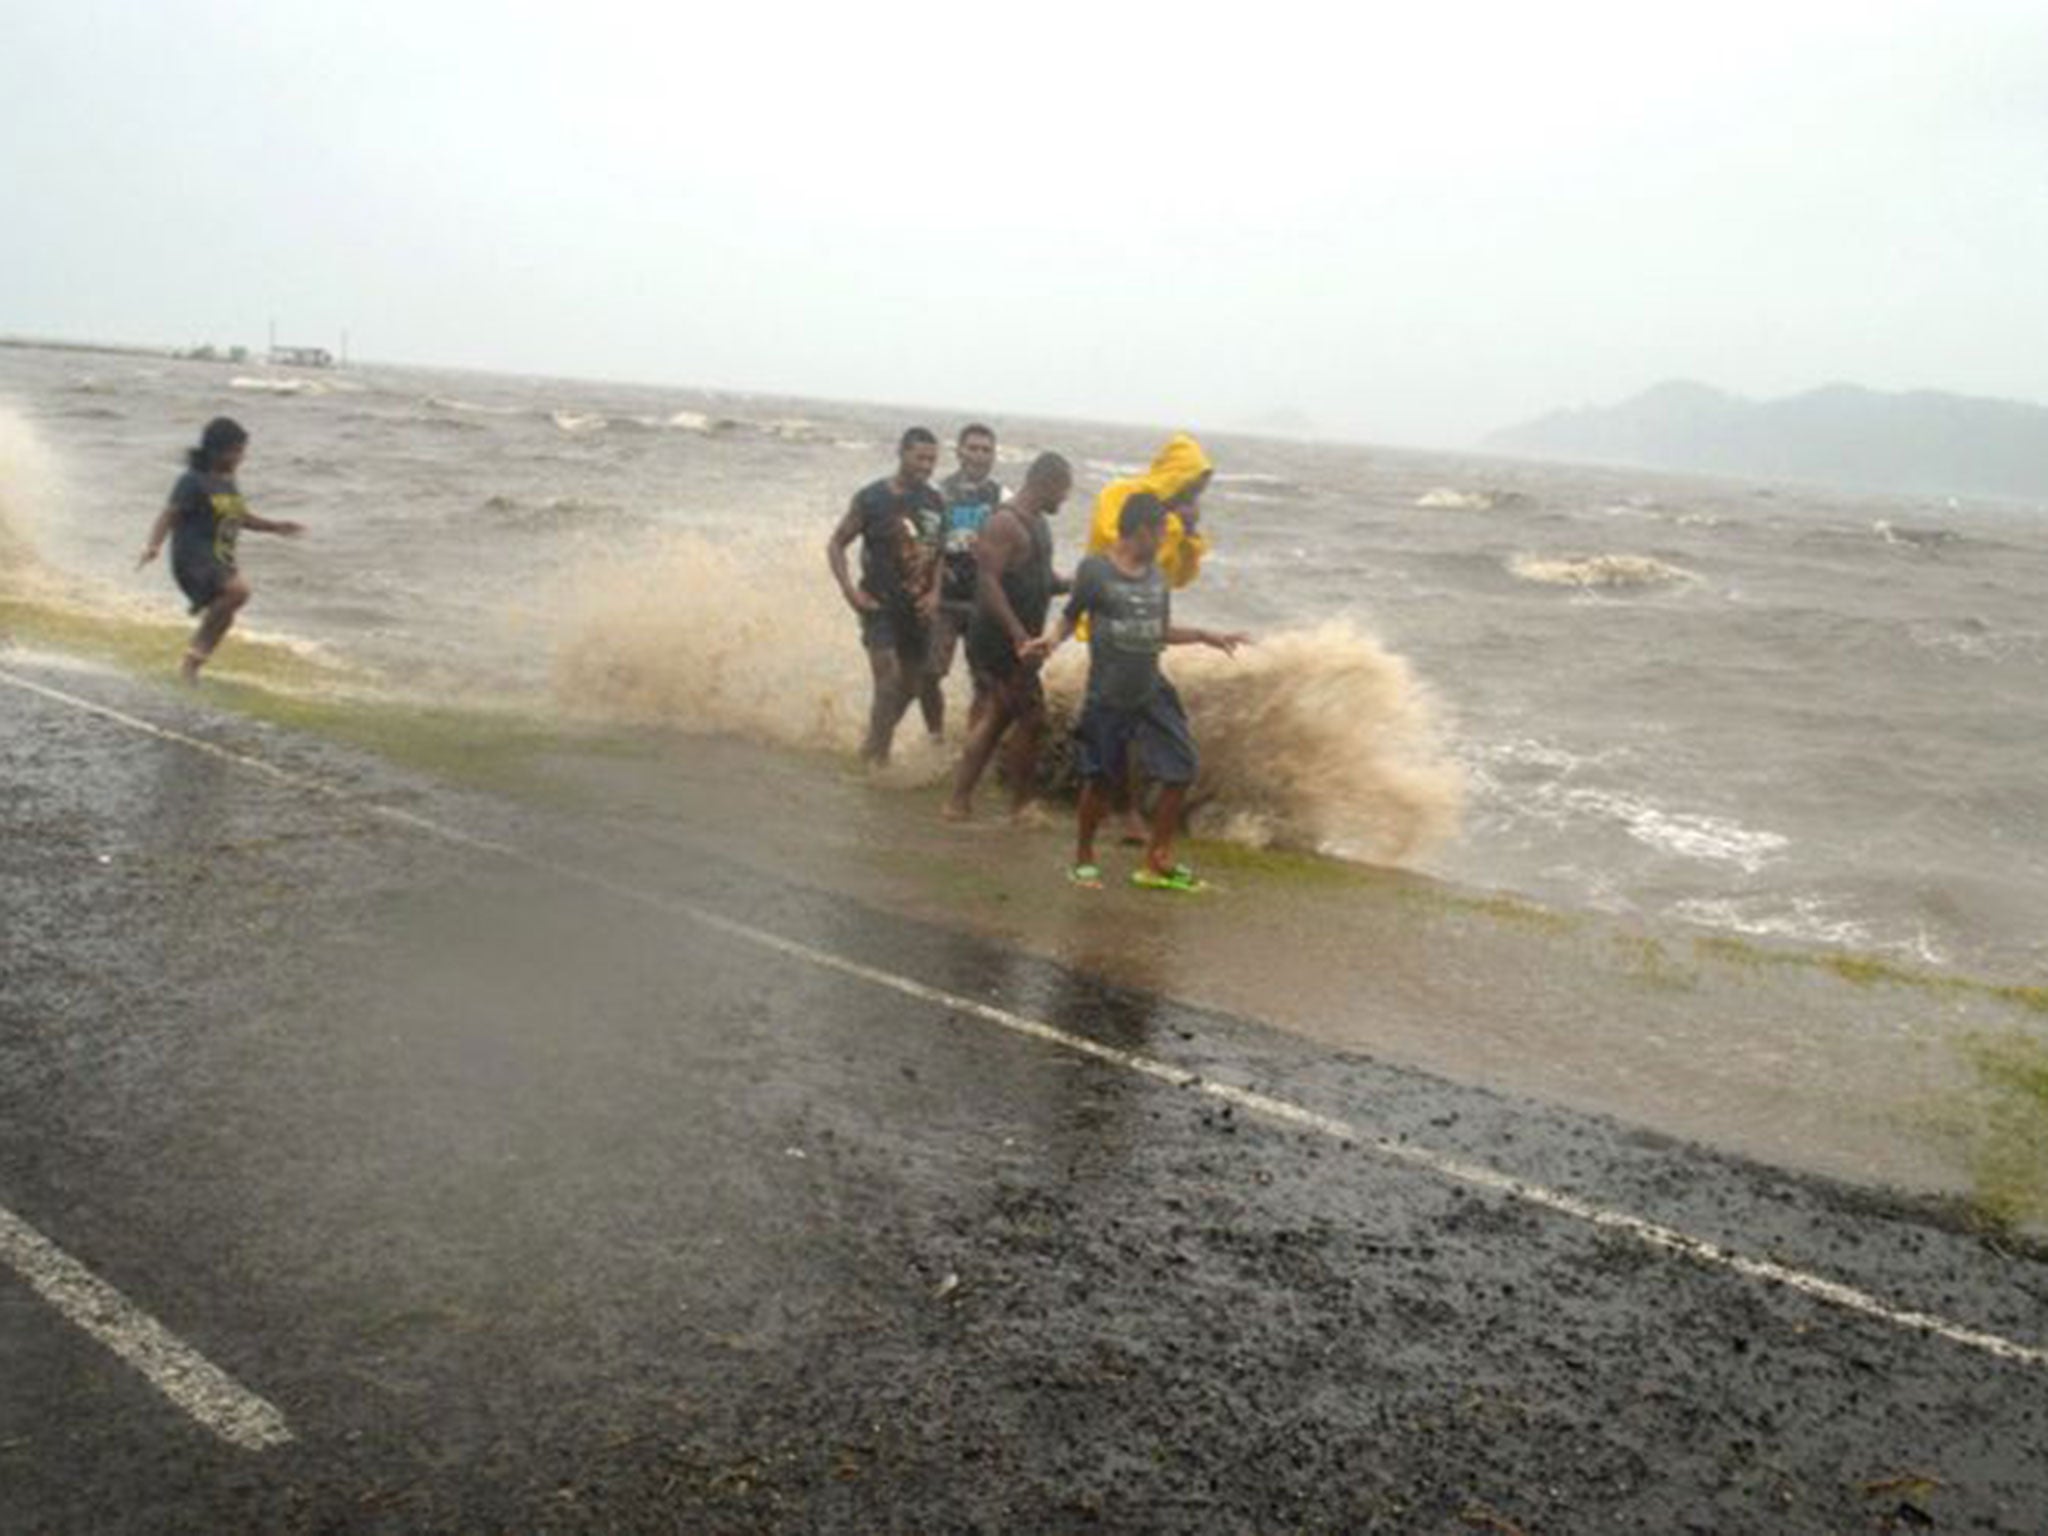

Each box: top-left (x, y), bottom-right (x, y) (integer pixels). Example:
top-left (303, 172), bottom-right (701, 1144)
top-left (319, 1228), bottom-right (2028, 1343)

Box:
top-left (1084, 433), bottom-right (1214, 586)
top-left (1082, 434), bottom-right (1216, 840)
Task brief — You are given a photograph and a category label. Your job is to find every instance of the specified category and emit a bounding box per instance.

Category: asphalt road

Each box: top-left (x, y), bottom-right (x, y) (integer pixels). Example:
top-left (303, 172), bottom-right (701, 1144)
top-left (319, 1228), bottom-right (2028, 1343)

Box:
top-left (2, 656), bottom-right (2046, 1533)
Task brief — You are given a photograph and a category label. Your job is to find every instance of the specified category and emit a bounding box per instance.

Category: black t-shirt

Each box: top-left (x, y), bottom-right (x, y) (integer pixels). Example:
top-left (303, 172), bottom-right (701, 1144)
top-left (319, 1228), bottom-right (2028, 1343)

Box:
top-left (851, 477), bottom-right (944, 609)
top-left (168, 470), bottom-right (247, 570)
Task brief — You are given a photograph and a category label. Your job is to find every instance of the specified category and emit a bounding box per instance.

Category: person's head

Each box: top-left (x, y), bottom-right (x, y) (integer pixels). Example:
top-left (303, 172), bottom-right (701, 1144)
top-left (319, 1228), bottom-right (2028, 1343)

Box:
top-left (1021, 451), bottom-right (1072, 512)
top-left (1117, 492), bottom-right (1166, 560)
top-left (897, 426), bottom-right (939, 484)
top-left (956, 423), bottom-right (996, 481)
top-left (1147, 434), bottom-right (1213, 511)
top-left (1163, 468), bottom-right (1212, 511)
top-left (187, 416), bottom-right (249, 474)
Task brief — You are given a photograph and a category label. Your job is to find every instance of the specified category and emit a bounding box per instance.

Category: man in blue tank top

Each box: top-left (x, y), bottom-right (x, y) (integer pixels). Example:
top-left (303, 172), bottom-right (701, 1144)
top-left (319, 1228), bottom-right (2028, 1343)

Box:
top-left (927, 422), bottom-right (1005, 726)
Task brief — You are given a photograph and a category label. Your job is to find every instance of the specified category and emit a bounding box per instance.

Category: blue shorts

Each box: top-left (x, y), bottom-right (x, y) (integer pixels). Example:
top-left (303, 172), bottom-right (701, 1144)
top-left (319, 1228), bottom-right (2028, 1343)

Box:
top-left (1074, 682), bottom-right (1198, 786)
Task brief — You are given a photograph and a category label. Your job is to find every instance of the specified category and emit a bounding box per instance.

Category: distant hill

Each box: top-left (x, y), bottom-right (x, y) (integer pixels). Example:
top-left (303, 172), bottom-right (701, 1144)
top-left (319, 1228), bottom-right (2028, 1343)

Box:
top-left (1485, 380), bottom-right (2048, 500)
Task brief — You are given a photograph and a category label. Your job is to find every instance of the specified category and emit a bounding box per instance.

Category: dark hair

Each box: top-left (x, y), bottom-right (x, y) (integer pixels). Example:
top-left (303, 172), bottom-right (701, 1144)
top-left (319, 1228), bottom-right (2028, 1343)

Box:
top-left (186, 416), bottom-right (249, 472)
top-left (899, 426), bottom-right (939, 453)
top-left (958, 422), bottom-right (995, 446)
top-left (1118, 492), bottom-right (1166, 540)
top-left (1025, 451), bottom-right (1071, 489)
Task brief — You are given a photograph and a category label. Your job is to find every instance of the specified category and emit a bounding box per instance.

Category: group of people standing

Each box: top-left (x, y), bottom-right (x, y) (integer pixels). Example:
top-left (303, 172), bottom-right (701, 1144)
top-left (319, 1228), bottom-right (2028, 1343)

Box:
top-left (827, 426), bottom-right (1249, 892)
top-left (138, 411), bottom-right (1248, 895)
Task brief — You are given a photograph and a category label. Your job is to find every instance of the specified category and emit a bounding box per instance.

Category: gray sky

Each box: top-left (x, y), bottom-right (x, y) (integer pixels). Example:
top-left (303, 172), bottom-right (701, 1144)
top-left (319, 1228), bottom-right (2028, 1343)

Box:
top-left (5, 0), bottom-right (2045, 446)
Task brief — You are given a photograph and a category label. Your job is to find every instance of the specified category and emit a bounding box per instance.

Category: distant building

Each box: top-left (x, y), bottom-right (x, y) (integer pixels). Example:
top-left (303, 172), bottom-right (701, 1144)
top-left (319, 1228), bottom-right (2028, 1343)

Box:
top-left (268, 346), bottom-right (334, 368)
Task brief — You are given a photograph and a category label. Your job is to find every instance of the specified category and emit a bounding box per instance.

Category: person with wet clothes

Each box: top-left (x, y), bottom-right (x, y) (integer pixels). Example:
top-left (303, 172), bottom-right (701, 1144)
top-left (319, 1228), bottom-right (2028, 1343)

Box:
top-left (1084, 432), bottom-right (1215, 590)
top-left (1082, 433), bottom-right (1217, 839)
top-left (1045, 492), bottom-right (1249, 891)
top-left (827, 426), bottom-right (947, 764)
top-left (928, 422), bottom-right (1005, 723)
top-left (942, 451), bottom-right (1072, 822)
top-left (136, 416), bottom-right (304, 683)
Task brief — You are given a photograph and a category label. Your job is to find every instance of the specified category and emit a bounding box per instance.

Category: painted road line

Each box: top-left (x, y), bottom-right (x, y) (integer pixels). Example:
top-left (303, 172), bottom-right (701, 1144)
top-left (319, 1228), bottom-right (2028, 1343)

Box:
top-left (4, 663), bottom-right (2044, 1372)
top-left (0, 1203), bottom-right (293, 1450)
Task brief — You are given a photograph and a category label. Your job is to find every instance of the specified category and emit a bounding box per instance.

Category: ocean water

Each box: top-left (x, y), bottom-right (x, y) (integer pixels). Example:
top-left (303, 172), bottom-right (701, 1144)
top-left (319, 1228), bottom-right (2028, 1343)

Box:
top-left (6, 344), bottom-right (2047, 983)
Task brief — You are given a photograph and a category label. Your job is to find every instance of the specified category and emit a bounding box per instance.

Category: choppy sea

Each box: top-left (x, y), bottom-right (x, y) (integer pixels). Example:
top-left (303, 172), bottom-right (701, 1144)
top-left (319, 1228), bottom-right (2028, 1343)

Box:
top-left (7, 344), bottom-right (2046, 983)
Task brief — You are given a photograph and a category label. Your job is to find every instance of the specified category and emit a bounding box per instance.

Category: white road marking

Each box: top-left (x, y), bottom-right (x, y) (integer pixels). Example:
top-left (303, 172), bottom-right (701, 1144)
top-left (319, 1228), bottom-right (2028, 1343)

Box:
top-left (4, 664), bottom-right (2044, 1373)
top-left (0, 1204), bottom-right (293, 1450)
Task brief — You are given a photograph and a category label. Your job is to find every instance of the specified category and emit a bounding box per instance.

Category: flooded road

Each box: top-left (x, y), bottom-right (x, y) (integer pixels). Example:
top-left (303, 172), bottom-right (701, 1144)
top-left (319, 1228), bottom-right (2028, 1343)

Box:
top-left (4, 655), bottom-right (2047, 1530)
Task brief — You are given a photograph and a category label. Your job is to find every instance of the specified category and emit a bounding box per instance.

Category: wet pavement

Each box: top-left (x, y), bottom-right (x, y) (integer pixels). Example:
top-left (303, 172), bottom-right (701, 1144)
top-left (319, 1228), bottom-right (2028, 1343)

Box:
top-left (3, 654), bottom-right (2048, 1532)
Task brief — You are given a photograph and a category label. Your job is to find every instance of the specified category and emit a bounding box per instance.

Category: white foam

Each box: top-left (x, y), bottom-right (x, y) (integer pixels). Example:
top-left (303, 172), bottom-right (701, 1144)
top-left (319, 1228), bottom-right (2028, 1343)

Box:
top-left (1563, 788), bottom-right (1788, 872)
top-left (427, 395), bottom-right (521, 416)
top-left (1416, 488), bottom-right (1494, 510)
top-left (1509, 553), bottom-right (1694, 589)
top-left (1671, 893), bottom-right (1952, 970)
top-left (230, 376), bottom-right (325, 396)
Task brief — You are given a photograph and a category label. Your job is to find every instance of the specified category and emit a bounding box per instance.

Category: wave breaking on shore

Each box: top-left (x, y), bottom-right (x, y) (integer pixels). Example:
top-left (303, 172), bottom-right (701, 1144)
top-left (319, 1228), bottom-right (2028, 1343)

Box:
top-left (549, 533), bottom-right (1463, 863)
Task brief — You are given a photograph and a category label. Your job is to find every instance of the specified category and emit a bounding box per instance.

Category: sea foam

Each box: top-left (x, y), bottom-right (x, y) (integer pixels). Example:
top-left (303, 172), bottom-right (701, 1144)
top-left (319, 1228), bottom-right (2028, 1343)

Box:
top-left (548, 533), bottom-right (1463, 864)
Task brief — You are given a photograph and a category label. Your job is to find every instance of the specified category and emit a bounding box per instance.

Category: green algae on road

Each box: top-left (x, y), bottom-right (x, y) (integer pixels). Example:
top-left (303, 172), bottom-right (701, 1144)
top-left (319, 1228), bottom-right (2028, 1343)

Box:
top-left (1929, 1031), bottom-right (2048, 1231)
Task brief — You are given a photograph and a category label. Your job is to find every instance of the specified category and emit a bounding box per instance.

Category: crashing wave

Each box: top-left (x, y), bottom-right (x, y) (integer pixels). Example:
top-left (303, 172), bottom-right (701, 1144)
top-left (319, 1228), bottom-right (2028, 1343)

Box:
top-left (549, 533), bottom-right (1463, 863)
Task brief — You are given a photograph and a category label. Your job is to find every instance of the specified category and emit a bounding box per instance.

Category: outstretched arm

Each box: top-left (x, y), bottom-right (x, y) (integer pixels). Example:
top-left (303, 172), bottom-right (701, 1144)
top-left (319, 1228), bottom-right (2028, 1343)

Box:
top-left (241, 511), bottom-right (304, 536)
top-left (1025, 610), bottom-right (1079, 664)
top-left (1165, 625), bottom-right (1251, 655)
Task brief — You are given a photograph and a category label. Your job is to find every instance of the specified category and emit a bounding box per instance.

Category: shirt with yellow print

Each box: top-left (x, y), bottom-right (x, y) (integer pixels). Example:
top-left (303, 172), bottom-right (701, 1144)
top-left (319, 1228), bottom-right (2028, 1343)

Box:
top-left (169, 470), bottom-right (249, 569)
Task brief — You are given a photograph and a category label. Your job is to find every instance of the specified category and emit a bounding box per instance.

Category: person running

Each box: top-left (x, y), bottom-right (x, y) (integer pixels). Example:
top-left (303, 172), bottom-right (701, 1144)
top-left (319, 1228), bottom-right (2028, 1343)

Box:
top-left (1044, 493), bottom-right (1249, 890)
top-left (827, 427), bottom-right (947, 764)
top-left (1083, 433), bottom-right (1217, 840)
top-left (136, 417), bottom-right (303, 683)
top-left (942, 452), bottom-right (1072, 823)
top-left (928, 423), bottom-right (1005, 726)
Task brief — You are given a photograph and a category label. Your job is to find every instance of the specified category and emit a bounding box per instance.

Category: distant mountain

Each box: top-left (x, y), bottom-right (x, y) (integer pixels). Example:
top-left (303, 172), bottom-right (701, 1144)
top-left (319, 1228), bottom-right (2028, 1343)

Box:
top-left (1486, 380), bottom-right (2048, 500)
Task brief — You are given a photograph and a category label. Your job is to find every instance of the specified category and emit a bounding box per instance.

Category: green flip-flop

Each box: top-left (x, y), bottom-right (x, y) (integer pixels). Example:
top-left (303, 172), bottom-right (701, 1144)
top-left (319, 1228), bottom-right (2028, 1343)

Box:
top-left (1130, 864), bottom-right (1206, 893)
top-left (1067, 863), bottom-right (1105, 889)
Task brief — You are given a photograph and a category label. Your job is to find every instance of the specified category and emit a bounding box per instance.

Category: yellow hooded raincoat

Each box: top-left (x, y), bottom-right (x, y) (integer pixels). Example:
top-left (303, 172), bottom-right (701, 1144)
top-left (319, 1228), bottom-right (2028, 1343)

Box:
top-left (1085, 433), bottom-right (1214, 587)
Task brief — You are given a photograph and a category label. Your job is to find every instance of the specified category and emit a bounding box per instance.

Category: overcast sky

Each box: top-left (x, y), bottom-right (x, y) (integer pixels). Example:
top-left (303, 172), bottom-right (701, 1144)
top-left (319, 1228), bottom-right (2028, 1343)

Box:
top-left (5, 0), bottom-right (2044, 446)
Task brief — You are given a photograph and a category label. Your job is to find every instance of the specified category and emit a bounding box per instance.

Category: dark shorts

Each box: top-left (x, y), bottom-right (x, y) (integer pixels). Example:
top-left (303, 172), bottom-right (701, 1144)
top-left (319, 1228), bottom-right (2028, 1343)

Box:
top-left (965, 620), bottom-right (1043, 709)
top-left (172, 553), bottom-right (231, 615)
top-left (969, 652), bottom-right (1045, 715)
top-left (1074, 682), bottom-right (1198, 786)
top-left (860, 605), bottom-right (928, 662)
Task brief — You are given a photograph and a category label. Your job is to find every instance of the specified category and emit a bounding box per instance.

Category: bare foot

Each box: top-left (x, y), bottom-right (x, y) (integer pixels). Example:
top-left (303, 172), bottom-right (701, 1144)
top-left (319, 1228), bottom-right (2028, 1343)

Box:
top-left (940, 799), bottom-right (972, 822)
top-left (1009, 802), bottom-right (1056, 830)
top-left (179, 650), bottom-right (205, 686)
